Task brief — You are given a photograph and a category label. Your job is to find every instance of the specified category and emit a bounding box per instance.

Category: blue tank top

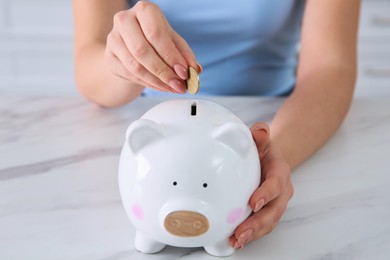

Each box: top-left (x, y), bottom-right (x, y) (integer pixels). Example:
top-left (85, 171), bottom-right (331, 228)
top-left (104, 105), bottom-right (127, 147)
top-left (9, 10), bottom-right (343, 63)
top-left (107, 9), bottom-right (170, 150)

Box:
top-left (127, 0), bottom-right (305, 97)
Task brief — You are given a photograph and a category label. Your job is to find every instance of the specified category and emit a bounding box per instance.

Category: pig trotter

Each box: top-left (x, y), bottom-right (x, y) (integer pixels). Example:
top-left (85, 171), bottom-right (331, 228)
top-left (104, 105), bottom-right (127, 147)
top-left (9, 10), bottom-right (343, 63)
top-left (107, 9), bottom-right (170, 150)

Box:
top-left (204, 239), bottom-right (235, 257)
top-left (135, 231), bottom-right (166, 253)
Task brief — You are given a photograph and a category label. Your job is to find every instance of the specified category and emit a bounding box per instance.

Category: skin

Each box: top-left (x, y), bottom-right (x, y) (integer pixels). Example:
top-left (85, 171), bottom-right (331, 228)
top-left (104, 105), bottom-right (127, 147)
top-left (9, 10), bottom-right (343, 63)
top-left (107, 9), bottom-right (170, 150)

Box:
top-left (72, 0), bottom-right (360, 249)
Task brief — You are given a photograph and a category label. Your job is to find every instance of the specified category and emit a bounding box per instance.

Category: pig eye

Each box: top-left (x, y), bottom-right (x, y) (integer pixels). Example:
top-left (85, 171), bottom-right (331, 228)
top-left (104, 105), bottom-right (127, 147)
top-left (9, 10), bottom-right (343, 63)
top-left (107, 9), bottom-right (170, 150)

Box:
top-left (173, 181), bottom-right (177, 186)
top-left (203, 183), bottom-right (208, 188)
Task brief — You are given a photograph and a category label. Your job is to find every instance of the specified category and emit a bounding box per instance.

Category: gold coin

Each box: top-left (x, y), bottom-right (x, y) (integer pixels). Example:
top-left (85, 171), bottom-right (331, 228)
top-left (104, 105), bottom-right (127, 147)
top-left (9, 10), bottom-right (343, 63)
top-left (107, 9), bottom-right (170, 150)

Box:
top-left (186, 67), bottom-right (199, 95)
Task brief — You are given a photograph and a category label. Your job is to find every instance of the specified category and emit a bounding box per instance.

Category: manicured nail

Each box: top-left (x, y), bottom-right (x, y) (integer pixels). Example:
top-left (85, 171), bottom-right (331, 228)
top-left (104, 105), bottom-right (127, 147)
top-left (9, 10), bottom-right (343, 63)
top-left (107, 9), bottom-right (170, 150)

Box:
top-left (254, 124), bottom-right (269, 135)
top-left (254, 199), bottom-right (265, 213)
top-left (197, 63), bottom-right (203, 73)
top-left (173, 64), bottom-right (188, 80)
top-left (233, 242), bottom-right (245, 249)
top-left (169, 79), bottom-right (186, 93)
top-left (237, 229), bottom-right (253, 246)
top-left (170, 88), bottom-right (181, 94)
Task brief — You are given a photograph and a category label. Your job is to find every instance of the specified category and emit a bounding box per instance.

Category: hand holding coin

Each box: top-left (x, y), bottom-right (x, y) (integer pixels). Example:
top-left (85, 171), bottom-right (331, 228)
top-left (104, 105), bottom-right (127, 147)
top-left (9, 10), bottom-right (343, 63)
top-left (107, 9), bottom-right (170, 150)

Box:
top-left (105, 1), bottom-right (201, 94)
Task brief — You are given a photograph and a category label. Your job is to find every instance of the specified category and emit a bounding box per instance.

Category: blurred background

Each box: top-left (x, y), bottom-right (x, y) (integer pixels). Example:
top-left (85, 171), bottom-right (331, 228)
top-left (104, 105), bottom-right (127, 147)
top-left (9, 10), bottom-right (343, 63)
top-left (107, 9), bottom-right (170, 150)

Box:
top-left (0, 0), bottom-right (74, 95)
top-left (0, 0), bottom-right (389, 97)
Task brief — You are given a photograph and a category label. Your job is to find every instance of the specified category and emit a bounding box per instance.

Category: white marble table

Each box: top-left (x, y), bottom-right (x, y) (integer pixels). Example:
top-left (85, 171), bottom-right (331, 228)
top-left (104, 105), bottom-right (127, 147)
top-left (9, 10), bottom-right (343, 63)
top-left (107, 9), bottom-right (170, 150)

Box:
top-left (0, 95), bottom-right (389, 260)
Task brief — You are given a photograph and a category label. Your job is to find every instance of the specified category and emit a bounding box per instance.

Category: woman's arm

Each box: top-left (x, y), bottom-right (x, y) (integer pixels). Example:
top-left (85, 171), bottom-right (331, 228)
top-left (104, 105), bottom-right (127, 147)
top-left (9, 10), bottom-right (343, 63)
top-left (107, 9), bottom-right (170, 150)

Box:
top-left (231, 0), bottom-right (360, 248)
top-left (72, 0), bottom-right (143, 107)
top-left (271, 0), bottom-right (360, 169)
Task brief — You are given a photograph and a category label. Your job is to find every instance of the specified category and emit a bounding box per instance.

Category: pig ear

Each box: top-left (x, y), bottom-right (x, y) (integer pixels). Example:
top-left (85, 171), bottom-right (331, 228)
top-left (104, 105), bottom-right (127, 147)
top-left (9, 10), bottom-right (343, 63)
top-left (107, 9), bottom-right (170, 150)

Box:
top-left (212, 122), bottom-right (252, 158)
top-left (126, 119), bottom-right (165, 154)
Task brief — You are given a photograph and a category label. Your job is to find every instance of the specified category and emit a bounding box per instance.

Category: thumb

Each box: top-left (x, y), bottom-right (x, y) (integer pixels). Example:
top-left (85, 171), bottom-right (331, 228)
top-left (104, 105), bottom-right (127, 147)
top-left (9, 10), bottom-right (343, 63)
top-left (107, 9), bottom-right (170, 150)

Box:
top-left (250, 122), bottom-right (270, 153)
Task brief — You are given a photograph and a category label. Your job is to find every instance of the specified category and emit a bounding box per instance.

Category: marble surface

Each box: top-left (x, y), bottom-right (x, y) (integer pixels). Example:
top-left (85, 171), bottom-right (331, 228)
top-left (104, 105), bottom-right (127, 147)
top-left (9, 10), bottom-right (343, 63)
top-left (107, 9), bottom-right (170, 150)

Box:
top-left (0, 95), bottom-right (389, 260)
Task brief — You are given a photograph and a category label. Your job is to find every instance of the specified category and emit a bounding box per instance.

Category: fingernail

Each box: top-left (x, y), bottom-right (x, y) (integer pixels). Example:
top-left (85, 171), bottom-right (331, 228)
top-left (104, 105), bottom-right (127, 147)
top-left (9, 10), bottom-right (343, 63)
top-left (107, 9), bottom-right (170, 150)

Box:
top-left (254, 199), bottom-right (265, 213)
top-left (234, 241), bottom-right (243, 249)
top-left (170, 88), bottom-right (181, 94)
top-left (237, 229), bottom-right (253, 246)
top-left (197, 63), bottom-right (203, 73)
top-left (173, 64), bottom-right (188, 80)
top-left (254, 124), bottom-right (269, 135)
top-left (169, 79), bottom-right (186, 93)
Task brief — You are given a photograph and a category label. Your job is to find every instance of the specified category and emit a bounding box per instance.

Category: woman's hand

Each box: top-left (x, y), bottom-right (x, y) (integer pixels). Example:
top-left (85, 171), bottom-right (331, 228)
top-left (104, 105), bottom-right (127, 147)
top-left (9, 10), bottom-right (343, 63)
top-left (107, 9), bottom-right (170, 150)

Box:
top-left (229, 122), bottom-right (294, 249)
top-left (105, 1), bottom-right (201, 94)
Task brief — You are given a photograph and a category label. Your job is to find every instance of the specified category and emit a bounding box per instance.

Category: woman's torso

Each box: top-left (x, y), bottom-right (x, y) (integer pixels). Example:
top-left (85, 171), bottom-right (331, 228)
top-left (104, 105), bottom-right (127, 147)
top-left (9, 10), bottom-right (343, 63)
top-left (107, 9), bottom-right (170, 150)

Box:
top-left (128, 0), bottom-right (305, 96)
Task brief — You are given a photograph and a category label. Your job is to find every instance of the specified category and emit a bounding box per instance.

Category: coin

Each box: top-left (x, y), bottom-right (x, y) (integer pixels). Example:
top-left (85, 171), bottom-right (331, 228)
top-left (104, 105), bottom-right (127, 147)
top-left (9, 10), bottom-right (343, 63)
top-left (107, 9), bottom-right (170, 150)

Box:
top-left (186, 67), bottom-right (199, 95)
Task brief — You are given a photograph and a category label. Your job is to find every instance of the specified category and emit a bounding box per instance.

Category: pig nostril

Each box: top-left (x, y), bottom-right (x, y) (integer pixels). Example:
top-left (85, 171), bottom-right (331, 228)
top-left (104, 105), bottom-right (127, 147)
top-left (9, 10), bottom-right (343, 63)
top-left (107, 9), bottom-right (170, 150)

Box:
top-left (192, 220), bottom-right (202, 230)
top-left (172, 219), bottom-right (181, 228)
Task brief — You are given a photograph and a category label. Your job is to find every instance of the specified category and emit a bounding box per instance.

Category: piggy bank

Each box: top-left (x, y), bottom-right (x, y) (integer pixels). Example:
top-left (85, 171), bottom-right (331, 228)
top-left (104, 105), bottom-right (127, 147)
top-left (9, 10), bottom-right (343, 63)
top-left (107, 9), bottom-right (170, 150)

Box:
top-left (118, 99), bottom-right (260, 257)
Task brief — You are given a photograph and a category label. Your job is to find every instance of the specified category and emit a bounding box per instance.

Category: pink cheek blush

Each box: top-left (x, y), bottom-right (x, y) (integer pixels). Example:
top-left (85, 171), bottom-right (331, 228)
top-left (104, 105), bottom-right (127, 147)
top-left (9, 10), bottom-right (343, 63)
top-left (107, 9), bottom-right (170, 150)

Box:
top-left (226, 207), bottom-right (245, 224)
top-left (131, 204), bottom-right (144, 220)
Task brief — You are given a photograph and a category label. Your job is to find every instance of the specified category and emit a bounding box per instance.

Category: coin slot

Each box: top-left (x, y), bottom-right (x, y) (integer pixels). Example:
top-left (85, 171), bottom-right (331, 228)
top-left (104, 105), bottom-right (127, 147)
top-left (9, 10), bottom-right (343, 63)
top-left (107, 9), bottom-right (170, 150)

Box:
top-left (191, 102), bottom-right (197, 116)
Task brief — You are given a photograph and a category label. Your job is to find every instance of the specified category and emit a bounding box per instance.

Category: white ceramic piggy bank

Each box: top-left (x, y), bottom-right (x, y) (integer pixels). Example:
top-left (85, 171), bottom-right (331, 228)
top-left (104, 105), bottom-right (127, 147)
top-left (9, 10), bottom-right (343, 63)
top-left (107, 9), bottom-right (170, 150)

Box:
top-left (118, 99), bottom-right (260, 257)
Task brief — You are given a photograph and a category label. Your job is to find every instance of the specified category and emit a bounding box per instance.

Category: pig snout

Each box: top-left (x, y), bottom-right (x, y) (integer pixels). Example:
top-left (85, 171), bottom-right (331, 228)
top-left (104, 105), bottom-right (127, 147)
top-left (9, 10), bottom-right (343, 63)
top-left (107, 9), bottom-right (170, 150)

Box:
top-left (164, 211), bottom-right (209, 237)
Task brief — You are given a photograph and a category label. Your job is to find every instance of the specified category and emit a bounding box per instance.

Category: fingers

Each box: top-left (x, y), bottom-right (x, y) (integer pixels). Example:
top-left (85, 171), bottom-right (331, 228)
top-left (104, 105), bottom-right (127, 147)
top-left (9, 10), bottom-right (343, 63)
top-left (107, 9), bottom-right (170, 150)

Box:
top-left (111, 1), bottom-right (202, 95)
top-left (249, 161), bottom-right (291, 213)
top-left (249, 122), bottom-right (290, 213)
top-left (115, 10), bottom-right (186, 93)
top-left (136, 6), bottom-right (189, 79)
top-left (228, 121), bottom-right (294, 249)
top-left (105, 49), bottom-right (145, 85)
top-left (230, 181), bottom-right (294, 249)
top-left (107, 2), bottom-right (202, 94)
top-left (107, 2), bottom-right (201, 94)
top-left (106, 31), bottom-right (173, 92)
top-left (108, 52), bottom-right (170, 93)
